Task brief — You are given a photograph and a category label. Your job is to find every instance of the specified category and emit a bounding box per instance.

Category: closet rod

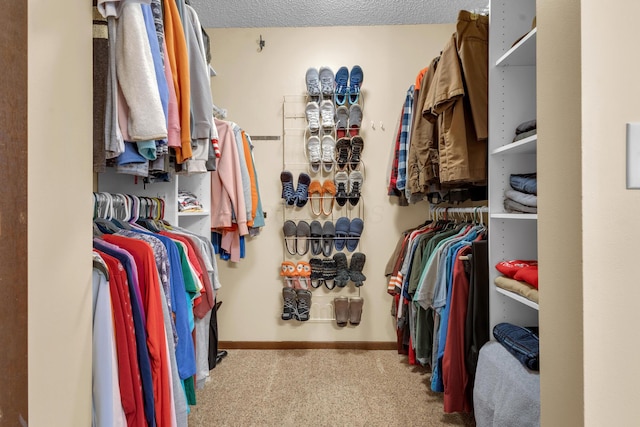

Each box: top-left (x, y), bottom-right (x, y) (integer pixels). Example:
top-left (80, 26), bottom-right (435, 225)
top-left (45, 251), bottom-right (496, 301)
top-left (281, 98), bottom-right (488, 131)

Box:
top-left (429, 206), bottom-right (488, 214)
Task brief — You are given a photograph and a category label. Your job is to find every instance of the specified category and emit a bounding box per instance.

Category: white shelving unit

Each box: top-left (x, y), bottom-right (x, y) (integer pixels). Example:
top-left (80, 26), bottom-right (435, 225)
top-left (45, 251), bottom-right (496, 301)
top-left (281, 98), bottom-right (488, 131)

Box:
top-left (488, 0), bottom-right (539, 326)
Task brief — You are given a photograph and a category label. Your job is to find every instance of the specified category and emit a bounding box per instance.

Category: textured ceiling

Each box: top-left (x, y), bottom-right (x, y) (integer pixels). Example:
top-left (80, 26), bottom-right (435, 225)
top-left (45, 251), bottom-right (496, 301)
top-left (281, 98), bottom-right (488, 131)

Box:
top-left (189, 0), bottom-right (489, 28)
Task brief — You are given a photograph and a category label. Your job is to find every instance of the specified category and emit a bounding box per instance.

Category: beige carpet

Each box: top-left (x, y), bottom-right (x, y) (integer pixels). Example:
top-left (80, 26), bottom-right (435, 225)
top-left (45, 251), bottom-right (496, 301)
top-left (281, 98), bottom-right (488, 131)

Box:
top-left (189, 349), bottom-right (475, 427)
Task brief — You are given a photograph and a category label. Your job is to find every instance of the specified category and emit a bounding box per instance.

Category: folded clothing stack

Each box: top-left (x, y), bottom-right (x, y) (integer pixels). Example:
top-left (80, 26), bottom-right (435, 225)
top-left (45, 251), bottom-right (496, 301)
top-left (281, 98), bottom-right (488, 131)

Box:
top-left (513, 119), bottom-right (536, 142)
top-left (493, 322), bottom-right (539, 371)
top-left (495, 259), bottom-right (538, 303)
top-left (504, 173), bottom-right (537, 213)
top-left (178, 190), bottom-right (203, 212)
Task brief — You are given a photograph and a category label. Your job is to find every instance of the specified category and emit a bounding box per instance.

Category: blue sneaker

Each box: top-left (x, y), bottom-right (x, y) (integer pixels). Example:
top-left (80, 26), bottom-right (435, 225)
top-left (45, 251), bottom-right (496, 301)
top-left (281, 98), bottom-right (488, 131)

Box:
top-left (334, 66), bottom-right (349, 105)
top-left (348, 65), bottom-right (364, 104)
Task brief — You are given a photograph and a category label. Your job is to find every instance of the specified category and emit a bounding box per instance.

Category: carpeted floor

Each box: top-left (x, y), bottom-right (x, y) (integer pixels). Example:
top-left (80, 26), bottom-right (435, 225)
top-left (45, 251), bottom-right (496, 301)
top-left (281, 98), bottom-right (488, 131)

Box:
top-left (189, 349), bottom-right (475, 427)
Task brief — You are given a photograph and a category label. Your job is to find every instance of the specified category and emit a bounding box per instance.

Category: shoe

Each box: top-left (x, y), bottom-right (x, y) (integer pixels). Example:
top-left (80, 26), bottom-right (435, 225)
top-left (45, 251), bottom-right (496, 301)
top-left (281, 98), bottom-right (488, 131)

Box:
top-left (322, 220), bottom-right (335, 257)
top-left (295, 220), bottom-right (311, 256)
top-left (348, 65), bottom-right (363, 104)
top-left (318, 66), bottom-right (335, 98)
top-left (334, 66), bottom-right (349, 105)
top-left (295, 172), bottom-right (311, 207)
top-left (346, 218), bottom-right (364, 252)
top-left (310, 220), bottom-right (323, 255)
top-left (305, 67), bottom-right (321, 97)
top-left (334, 296), bottom-right (349, 326)
top-left (349, 136), bottom-right (364, 170)
top-left (282, 287), bottom-right (297, 320)
top-left (348, 170), bottom-right (363, 206)
top-left (348, 252), bottom-right (367, 287)
top-left (308, 180), bottom-right (323, 216)
top-left (335, 106), bottom-right (349, 138)
top-left (296, 261), bottom-right (311, 289)
top-left (215, 350), bottom-right (228, 365)
top-left (321, 135), bottom-right (336, 173)
top-left (348, 297), bottom-right (364, 325)
top-left (280, 171), bottom-right (295, 205)
top-left (334, 217), bottom-right (350, 251)
top-left (335, 137), bottom-right (351, 171)
top-left (282, 220), bottom-right (297, 255)
top-left (334, 171), bottom-right (349, 206)
top-left (309, 257), bottom-right (324, 288)
top-left (296, 289), bottom-right (312, 321)
top-left (305, 101), bottom-right (320, 133)
top-left (333, 252), bottom-right (349, 288)
top-left (348, 103), bottom-right (362, 136)
top-left (307, 136), bottom-right (321, 173)
top-left (321, 180), bottom-right (336, 216)
top-left (322, 258), bottom-right (337, 290)
top-left (320, 99), bottom-right (335, 130)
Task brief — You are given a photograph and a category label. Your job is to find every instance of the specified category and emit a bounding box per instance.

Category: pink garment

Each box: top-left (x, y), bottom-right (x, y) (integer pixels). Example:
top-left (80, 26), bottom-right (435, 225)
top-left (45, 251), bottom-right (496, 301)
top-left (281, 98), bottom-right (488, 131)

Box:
top-left (211, 119), bottom-right (248, 262)
top-left (163, 40), bottom-right (181, 148)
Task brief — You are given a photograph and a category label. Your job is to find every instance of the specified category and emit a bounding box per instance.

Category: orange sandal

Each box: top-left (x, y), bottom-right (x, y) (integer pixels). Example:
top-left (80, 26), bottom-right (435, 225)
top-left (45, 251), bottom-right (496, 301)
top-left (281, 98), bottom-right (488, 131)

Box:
top-left (322, 180), bottom-right (336, 216)
top-left (296, 261), bottom-right (311, 290)
top-left (308, 180), bottom-right (323, 216)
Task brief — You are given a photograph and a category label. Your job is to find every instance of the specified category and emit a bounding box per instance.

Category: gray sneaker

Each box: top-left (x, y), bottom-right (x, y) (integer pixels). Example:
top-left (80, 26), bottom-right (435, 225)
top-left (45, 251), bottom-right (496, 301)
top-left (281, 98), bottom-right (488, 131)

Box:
top-left (305, 101), bottom-right (320, 133)
top-left (296, 289), bottom-right (312, 321)
top-left (319, 66), bottom-right (335, 97)
top-left (306, 68), bottom-right (321, 97)
top-left (282, 287), bottom-right (297, 321)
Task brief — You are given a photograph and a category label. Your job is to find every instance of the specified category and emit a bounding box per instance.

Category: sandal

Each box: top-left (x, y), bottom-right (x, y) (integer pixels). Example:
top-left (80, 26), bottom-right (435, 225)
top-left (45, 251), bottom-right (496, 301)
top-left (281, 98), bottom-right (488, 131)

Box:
top-left (308, 180), bottom-right (323, 216)
top-left (280, 261), bottom-right (297, 287)
top-left (322, 180), bottom-right (336, 215)
top-left (334, 171), bottom-right (349, 207)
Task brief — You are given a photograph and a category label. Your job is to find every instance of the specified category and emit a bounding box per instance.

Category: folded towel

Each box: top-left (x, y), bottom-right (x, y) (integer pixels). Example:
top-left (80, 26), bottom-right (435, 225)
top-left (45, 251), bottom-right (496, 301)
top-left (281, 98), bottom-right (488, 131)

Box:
top-left (504, 198), bottom-right (538, 214)
top-left (505, 189), bottom-right (537, 207)
top-left (515, 119), bottom-right (537, 134)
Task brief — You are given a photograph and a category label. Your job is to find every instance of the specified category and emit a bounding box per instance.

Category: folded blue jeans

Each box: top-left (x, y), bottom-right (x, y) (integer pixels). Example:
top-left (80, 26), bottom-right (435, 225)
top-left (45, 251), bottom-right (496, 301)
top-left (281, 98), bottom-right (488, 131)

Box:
top-left (493, 322), bottom-right (539, 371)
top-left (510, 173), bottom-right (537, 195)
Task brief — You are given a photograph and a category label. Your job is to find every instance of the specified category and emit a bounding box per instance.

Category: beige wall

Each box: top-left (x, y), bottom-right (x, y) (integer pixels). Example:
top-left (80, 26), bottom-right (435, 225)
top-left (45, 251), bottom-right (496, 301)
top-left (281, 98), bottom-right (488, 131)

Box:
top-left (28, 0), bottom-right (93, 424)
top-left (208, 25), bottom-right (454, 342)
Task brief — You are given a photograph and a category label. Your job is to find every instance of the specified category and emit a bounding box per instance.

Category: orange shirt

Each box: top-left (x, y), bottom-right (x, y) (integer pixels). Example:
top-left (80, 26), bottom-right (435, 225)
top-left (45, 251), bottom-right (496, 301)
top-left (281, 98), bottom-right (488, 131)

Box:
top-left (241, 131), bottom-right (259, 227)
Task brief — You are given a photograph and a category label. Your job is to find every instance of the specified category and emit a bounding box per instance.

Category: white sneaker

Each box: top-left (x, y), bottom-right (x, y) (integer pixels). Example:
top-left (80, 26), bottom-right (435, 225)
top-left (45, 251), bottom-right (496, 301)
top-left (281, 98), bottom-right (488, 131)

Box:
top-left (320, 100), bottom-right (335, 130)
top-left (306, 68), bottom-right (321, 97)
top-left (321, 135), bottom-right (336, 173)
top-left (305, 102), bottom-right (320, 133)
top-left (307, 136), bottom-right (321, 173)
top-left (318, 66), bottom-right (335, 97)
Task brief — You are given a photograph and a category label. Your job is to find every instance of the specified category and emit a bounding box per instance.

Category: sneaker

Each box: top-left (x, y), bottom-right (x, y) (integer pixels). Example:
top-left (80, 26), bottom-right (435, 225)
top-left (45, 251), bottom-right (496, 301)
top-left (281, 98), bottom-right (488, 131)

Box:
top-left (295, 289), bottom-right (312, 321)
top-left (307, 136), bottom-right (321, 173)
top-left (335, 106), bottom-right (349, 138)
top-left (282, 287), bottom-right (297, 321)
top-left (280, 171), bottom-right (295, 205)
top-left (320, 99), bottom-right (335, 130)
top-left (305, 101), bottom-right (320, 133)
top-left (334, 66), bottom-right (349, 105)
top-left (348, 170), bottom-right (363, 206)
top-left (321, 135), bottom-right (336, 173)
top-left (335, 137), bottom-right (350, 171)
top-left (295, 173), bottom-right (311, 208)
top-left (348, 65), bottom-right (363, 104)
top-left (305, 67), bottom-right (321, 97)
top-left (334, 171), bottom-right (349, 206)
top-left (349, 136), bottom-right (364, 170)
top-left (318, 66), bottom-right (335, 98)
top-left (349, 104), bottom-right (362, 136)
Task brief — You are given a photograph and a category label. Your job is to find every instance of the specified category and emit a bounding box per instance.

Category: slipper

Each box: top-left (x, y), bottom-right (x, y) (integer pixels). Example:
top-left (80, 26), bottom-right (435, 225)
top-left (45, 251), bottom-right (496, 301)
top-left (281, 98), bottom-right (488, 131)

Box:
top-left (349, 136), bottom-right (364, 170)
top-left (309, 257), bottom-right (324, 288)
top-left (307, 136), bottom-right (321, 173)
top-left (335, 106), bottom-right (349, 138)
top-left (305, 67), bottom-right (321, 98)
top-left (322, 220), bottom-right (335, 257)
top-left (334, 66), bottom-right (349, 106)
top-left (295, 173), bottom-right (311, 207)
top-left (296, 220), bottom-right (311, 256)
top-left (305, 101), bottom-right (320, 134)
top-left (321, 180), bottom-right (336, 216)
top-left (348, 170), bottom-right (363, 206)
top-left (335, 137), bottom-right (351, 171)
top-left (334, 171), bottom-right (349, 206)
top-left (280, 261), bottom-right (297, 287)
top-left (322, 258), bottom-right (337, 290)
top-left (334, 217), bottom-right (350, 251)
top-left (318, 66), bottom-right (335, 98)
top-left (283, 220), bottom-right (297, 255)
top-left (321, 135), bottom-right (336, 173)
top-left (280, 171), bottom-right (295, 205)
top-left (310, 220), bottom-right (323, 255)
top-left (346, 218), bottom-right (364, 252)
top-left (308, 180), bottom-right (323, 216)
top-left (348, 65), bottom-right (363, 105)
top-left (296, 261), bottom-right (311, 290)
top-left (348, 103), bottom-right (362, 136)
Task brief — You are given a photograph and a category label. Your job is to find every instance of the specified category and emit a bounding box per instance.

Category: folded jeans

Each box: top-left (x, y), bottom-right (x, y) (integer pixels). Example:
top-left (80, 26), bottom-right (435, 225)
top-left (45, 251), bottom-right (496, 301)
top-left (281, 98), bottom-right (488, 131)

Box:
top-left (493, 322), bottom-right (539, 371)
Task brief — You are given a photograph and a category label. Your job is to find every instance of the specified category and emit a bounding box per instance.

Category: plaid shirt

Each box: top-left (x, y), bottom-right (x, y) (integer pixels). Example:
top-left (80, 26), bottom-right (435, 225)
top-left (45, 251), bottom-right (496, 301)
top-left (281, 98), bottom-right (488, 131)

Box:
top-left (395, 85), bottom-right (415, 191)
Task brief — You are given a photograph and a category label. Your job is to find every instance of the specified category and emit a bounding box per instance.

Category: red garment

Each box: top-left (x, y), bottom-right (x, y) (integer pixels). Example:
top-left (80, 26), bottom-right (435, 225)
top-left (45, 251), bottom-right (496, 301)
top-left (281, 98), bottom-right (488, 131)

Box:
top-left (102, 235), bottom-right (173, 427)
top-left (97, 251), bottom-right (146, 427)
top-left (442, 246), bottom-right (473, 413)
top-left (496, 259), bottom-right (538, 289)
top-left (513, 266), bottom-right (539, 289)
